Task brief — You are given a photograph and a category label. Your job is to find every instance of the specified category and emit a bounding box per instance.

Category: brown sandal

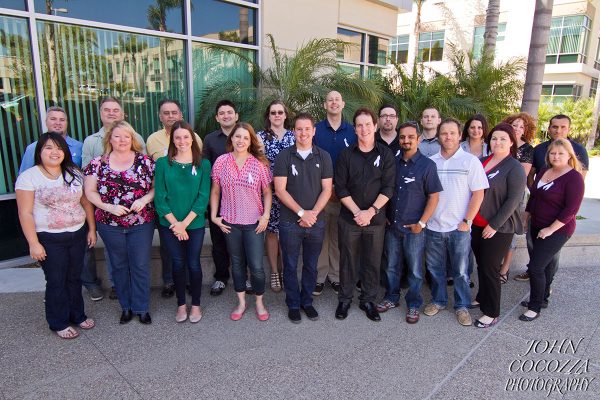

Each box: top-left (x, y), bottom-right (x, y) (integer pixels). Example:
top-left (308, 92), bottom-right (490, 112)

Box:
top-left (56, 327), bottom-right (79, 339)
top-left (500, 271), bottom-right (509, 284)
top-left (270, 272), bottom-right (282, 292)
top-left (79, 318), bottom-right (95, 330)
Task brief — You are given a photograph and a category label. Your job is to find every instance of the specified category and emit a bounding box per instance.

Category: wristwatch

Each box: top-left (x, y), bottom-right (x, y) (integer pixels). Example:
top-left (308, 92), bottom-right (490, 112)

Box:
top-left (462, 218), bottom-right (472, 227)
top-left (418, 220), bottom-right (426, 229)
top-left (370, 205), bottom-right (380, 215)
top-left (297, 209), bottom-right (305, 218)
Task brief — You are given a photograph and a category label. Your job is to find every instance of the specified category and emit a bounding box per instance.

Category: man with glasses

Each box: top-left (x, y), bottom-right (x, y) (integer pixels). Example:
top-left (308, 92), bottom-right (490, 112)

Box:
top-left (376, 105), bottom-right (400, 156)
top-left (146, 99), bottom-right (203, 298)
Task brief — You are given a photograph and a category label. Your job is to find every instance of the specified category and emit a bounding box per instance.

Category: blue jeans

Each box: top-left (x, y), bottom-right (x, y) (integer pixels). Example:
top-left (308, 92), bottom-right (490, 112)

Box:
top-left (425, 229), bottom-right (471, 310)
top-left (382, 227), bottom-right (426, 309)
top-left (37, 225), bottom-right (88, 331)
top-left (97, 222), bottom-right (154, 314)
top-left (158, 224), bottom-right (205, 306)
top-left (156, 221), bottom-right (173, 286)
top-left (224, 222), bottom-right (265, 295)
top-left (279, 220), bottom-right (325, 309)
top-left (81, 246), bottom-right (114, 289)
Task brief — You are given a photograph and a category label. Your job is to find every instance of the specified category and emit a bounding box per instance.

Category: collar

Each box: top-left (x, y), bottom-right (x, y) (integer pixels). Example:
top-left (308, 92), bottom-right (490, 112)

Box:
top-left (400, 149), bottom-right (422, 164)
top-left (324, 118), bottom-right (349, 132)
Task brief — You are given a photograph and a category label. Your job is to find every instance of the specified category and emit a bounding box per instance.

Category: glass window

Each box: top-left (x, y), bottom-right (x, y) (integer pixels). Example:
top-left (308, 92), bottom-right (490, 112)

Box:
top-left (36, 21), bottom-right (188, 139)
top-left (389, 35), bottom-right (409, 64)
top-left (337, 28), bottom-right (363, 63)
top-left (337, 63), bottom-right (362, 76)
top-left (590, 78), bottom-right (597, 98)
top-left (1, 0), bottom-right (27, 10)
top-left (0, 15), bottom-right (41, 195)
top-left (33, 0), bottom-right (185, 33)
top-left (418, 30), bottom-right (444, 62)
top-left (191, 0), bottom-right (256, 45)
top-left (546, 15), bottom-right (590, 64)
top-left (367, 35), bottom-right (388, 65)
top-left (541, 83), bottom-right (583, 104)
top-left (472, 23), bottom-right (507, 59)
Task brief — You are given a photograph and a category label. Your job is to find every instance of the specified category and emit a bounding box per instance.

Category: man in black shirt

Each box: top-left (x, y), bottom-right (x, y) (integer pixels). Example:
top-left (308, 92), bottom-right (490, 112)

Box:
top-left (334, 108), bottom-right (396, 322)
top-left (203, 100), bottom-right (239, 296)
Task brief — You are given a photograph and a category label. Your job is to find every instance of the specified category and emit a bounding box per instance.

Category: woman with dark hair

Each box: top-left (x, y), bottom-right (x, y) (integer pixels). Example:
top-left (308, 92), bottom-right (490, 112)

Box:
top-left (84, 121), bottom-right (156, 325)
top-left (499, 112), bottom-right (536, 282)
top-left (154, 121), bottom-right (211, 323)
top-left (469, 123), bottom-right (526, 327)
top-left (210, 122), bottom-right (273, 321)
top-left (16, 133), bottom-right (96, 339)
top-left (461, 114), bottom-right (490, 158)
top-left (257, 100), bottom-right (295, 292)
top-left (519, 139), bottom-right (584, 321)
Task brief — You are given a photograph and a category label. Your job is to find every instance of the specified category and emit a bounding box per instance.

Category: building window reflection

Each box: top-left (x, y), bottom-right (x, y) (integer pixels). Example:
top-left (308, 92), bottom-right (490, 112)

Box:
top-left (191, 0), bottom-right (256, 45)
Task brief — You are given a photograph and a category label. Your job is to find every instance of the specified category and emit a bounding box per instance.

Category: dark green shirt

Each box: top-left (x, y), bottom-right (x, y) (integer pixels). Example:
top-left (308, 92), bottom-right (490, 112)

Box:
top-left (154, 157), bottom-right (211, 230)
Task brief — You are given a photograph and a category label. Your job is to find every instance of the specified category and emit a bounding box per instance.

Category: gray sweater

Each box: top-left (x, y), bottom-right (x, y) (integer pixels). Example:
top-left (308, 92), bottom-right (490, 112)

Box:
top-left (479, 156), bottom-right (526, 234)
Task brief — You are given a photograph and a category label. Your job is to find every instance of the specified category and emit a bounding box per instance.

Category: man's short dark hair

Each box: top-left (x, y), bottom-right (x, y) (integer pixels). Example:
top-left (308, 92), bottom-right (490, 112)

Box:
top-left (353, 107), bottom-right (377, 125)
top-left (158, 98), bottom-right (182, 111)
top-left (215, 99), bottom-right (237, 115)
top-left (437, 117), bottom-right (461, 135)
top-left (293, 112), bottom-right (315, 128)
top-left (549, 114), bottom-right (571, 126)
top-left (398, 121), bottom-right (420, 135)
top-left (378, 104), bottom-right (399, 116)
top-left (99, 96), bottom-right (122, 109)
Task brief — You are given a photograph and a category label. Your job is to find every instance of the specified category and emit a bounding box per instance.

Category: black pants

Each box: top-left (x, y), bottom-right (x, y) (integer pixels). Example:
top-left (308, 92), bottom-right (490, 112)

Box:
top-left (527, 227), bottom-right (570, 313)
top-left (471, 227), bottom-right (513, 318)
top-left (207, 206), bottom-right (231, 282)
top-left (337, 218), bottom-right (385, 304)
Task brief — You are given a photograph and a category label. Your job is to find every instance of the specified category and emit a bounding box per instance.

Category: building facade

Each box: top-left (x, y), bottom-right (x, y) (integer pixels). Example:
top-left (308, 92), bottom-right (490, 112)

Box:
top-left (391, 0), bottom-right (600, 103)
top-left (0, 0), bottom-right (409, 264)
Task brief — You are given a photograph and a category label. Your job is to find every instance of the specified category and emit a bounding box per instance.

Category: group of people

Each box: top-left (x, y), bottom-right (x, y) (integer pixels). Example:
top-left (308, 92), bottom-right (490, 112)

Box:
top-left (15, 91), bottom-right (587, 339)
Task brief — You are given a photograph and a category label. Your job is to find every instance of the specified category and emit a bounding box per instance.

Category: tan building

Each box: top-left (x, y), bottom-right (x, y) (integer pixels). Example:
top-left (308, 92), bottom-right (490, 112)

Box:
top-left (392, 0), bottom-right (600, 103)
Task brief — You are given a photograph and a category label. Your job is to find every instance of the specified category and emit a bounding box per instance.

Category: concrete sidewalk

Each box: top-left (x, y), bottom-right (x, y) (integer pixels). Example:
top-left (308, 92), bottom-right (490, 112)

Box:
top-left (0, 158), bottom-right (598, 399)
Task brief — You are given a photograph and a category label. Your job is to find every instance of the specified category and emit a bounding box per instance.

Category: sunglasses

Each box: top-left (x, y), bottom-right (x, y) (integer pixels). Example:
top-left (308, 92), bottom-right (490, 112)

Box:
top-left (270, 110), bottom-right (285, 116)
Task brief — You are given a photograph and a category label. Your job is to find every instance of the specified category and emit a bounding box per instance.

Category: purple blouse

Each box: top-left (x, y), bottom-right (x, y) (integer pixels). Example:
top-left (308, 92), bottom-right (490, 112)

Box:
top-left (525, 168), bottom-right (584, 236)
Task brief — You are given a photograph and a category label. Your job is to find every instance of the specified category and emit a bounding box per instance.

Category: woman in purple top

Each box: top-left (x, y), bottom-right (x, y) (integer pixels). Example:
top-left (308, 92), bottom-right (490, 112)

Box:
top-left (84, 121), bottom-right (156, 325)
top-left (519, 139), bottom-right (584, 321)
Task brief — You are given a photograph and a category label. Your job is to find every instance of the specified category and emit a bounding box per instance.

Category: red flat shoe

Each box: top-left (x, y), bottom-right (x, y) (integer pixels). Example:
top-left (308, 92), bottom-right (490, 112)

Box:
top-left (256, 309), bottom-right (270, 322)
top-left (230, 305), bottom-right (247, 321)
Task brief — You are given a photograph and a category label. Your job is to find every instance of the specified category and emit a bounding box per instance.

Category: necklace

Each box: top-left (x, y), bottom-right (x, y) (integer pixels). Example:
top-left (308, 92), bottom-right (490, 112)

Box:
top-left (40, 165), bottom-right (61, 179)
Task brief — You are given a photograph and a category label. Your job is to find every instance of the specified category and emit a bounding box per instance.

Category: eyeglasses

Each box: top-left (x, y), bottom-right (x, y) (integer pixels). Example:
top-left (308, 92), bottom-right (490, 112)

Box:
top-left (379, 114), bottom-right (397, 119)
top-left (270, 111), bottom-right (285, 116)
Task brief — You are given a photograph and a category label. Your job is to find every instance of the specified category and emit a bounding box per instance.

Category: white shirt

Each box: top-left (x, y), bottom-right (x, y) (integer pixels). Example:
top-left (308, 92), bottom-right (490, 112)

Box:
top-left (15, 167), bottom-right (86, 233)
top-left (428, 147), bottom-right (489, 232)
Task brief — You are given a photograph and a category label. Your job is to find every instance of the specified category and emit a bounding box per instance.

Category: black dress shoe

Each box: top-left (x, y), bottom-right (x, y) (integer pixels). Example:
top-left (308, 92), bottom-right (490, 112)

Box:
top-left (335, 302), bottom-right (350, 320)
top-left (138, 312), bottom-right (152, 324)
top-left (119, 310), bottom-right (133, 324)
top-left (161, 284), bottom-right (175, 298)
top-left (518, 312), bottom-right (539, 322)
top-left (359, 302), bottom-right (381, 322)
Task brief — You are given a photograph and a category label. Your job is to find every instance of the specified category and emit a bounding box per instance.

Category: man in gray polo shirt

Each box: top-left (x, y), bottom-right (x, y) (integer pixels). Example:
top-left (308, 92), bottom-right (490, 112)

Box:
top-left (274, 113), bottom-right (333, 323)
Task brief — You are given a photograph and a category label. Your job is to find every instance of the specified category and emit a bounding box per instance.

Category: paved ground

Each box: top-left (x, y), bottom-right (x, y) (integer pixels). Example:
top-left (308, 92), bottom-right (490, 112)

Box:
top-left (0, 157), bottom-right (598, 399)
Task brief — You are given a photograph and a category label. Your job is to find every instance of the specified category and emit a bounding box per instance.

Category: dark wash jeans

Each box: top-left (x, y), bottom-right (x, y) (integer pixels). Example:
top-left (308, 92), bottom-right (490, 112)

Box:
top-left (382, 226), bottom-right (426, 309)
top-left (224, 222), bottom-right (266, 295)
top-left (208, 206), bottom-right (230, 282)
top-left (527, 226), bottom-right (570, 313)
top-left (97, 222), bottom-right (154, 314)
top-left (38, 225), bottom-right (88, 331)
top-left (158, 225), bottom-right (205, 306)
top-left (279, 219), bottom-right (325, 309)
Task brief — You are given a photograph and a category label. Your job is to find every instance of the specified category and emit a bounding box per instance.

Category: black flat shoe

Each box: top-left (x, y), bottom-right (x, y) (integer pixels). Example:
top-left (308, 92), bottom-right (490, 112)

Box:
top-left (138, 312), bottom-right (152, 324)
top-left (518, 312), bottom-right (539, 322)
top-left (120, 310), bottom-right (133, 324)
top-left (520, 300), bottom-right (548, 309)
top-left (359, 302), bottom-right (381, 322)
top-left (335, 302), bottom-right (350, 320)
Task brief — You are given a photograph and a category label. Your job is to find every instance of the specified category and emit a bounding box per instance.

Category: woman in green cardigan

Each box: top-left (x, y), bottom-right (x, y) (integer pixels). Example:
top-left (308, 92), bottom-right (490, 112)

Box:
top-left (154, 121), bottom-right (211, 323)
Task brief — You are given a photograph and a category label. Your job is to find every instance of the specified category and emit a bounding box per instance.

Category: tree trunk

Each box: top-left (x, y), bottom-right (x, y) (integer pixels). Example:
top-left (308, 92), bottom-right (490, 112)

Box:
top-left (521, 0), bottom-right (554, 120)
top-left (413, 1), bottom-right (425, 64)
top-left (483, 0), bottom-right (500, 57)
top-left (587, 80), bottom-right (600, 150)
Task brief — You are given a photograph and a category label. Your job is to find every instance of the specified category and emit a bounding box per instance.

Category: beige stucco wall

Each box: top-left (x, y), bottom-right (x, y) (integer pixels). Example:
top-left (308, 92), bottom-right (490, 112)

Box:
top-left (261, 0), bottom-right (401, 68)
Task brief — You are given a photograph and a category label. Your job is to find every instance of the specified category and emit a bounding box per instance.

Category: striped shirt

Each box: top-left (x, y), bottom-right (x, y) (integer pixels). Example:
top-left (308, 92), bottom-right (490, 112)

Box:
top-left (428, 147), bottom-right (489, 232)
top-left (211, 153), bottom-right (272, 225)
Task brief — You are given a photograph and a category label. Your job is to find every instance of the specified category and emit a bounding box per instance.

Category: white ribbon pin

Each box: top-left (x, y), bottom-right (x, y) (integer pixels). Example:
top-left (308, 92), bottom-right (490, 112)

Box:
top-left (543, 182), bottom-right (554, 191)
top-left (191, 166), bottom-right (197, 176)
top-left (344, 138), bottom-right (349, 147)
top-left (316, 163), bottom-right (320, 168)
top-left (291, 164), bottom-right (298, 176)
top-left (395, 150), bottom-right (401, 157)
top-left (373, 155), bottom-right (381, 167)
top-left (404, 177), bottom-right (415, 184)
top-left (487, 171), bottom-right (499, 179)
top-left (248, 173), bottom-right (254, 184)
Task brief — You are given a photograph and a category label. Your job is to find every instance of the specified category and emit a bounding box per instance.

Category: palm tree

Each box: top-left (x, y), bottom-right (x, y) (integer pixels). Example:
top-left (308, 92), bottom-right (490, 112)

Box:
top-left (521, 0), bottom-right (554, 119)
top-left (195, 34), bottom-right (383, 134)
top-left (412, 0), bottom-right (426, 63)
top-left (483, 0), bottom-right (501, 57)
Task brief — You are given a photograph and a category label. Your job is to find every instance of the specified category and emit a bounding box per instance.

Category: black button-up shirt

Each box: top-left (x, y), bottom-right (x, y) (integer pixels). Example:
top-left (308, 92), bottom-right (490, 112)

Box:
top-left (387, 150), bottom-right (443, 233)
top-left (376, 130), bottom-right (400, 156)
top-left (335, 142), bottom-right (396, 225)
top-left (203, 129), bottom-right (228, 166)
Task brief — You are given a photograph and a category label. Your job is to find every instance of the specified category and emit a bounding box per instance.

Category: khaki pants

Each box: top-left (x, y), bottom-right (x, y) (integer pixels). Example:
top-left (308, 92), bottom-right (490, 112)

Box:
top-left (316, 201), bottom-right (340, 284)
